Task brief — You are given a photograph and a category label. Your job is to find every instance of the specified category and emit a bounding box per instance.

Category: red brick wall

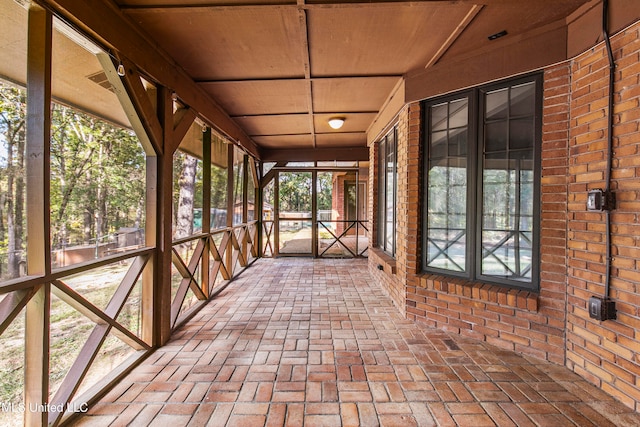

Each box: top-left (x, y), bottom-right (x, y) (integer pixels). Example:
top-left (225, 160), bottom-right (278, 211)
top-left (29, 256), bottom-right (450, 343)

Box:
top-left (332, 174), bottom-right (367, 235)
top-left (566, 23), bottom-right (640, 411)
top-left (368, 18), bottom-right (640, 411)
top-left (399, 66), bottom-right (568, 364)
top-left (332, 174), bottom-right (346, 234)
top-left (368, 108), bottom-right (408, 312)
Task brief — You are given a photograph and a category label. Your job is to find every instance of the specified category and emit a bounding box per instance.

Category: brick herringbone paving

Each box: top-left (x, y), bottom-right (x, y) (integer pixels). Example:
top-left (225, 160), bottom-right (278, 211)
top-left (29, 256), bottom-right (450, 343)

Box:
top-left (72, 258), bottom-right (640, 426)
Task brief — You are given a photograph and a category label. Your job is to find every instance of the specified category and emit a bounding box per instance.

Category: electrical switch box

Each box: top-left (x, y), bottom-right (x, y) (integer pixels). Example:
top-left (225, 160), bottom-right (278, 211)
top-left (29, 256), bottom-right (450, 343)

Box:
top-left (587, 189), bottom-right (604, 211)
top-left (587, 189), bottom-right (616, 211)
top-left (588, 296), bottom-right (616, 321)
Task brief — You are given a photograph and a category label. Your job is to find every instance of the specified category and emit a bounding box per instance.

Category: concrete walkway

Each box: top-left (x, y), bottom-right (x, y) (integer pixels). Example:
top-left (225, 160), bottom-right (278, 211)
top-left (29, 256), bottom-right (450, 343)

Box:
top-left (71, 258), bottom-right (640, 426)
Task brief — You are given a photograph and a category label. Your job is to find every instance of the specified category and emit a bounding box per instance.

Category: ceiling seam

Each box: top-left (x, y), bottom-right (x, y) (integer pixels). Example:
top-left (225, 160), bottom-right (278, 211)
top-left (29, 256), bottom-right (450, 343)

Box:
top-left (297, 0), bottom-right (316, 148)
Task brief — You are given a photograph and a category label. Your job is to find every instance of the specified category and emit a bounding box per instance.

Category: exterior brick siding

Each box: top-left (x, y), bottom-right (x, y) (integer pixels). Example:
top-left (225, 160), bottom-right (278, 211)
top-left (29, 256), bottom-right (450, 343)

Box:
top-left (566, 22), bottom-right (640, 410)
top-left (369, 20), bottom-right (640, 411)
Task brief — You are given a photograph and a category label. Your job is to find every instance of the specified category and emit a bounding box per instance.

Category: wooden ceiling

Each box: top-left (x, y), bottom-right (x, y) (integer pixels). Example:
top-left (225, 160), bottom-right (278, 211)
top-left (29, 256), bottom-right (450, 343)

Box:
top-left (2, 0), bottom-right (593, 157)
top-left (111, 0), bottom-right (589, 153)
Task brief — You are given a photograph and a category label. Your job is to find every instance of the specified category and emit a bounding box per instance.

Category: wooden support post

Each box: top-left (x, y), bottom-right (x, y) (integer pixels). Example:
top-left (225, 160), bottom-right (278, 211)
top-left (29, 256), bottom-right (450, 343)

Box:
top-left (202, 128), bottom-right (211, 295)
top-left (256, 162), bottom-right (264, 256)
top-left (142, 155), bottom-right (157, 345)
top-left (226, 144), bottom-right (234, 274)
top-left (25, 5), bottom-right (52, 426)
top-left (274, 172), bottom-right (280, 256)
top-left (154, 86), bottom-right (174, 345)
top-left (312, 170), bottom-right (318, 258)
top-left (242, 155), bottom-right (249, 258)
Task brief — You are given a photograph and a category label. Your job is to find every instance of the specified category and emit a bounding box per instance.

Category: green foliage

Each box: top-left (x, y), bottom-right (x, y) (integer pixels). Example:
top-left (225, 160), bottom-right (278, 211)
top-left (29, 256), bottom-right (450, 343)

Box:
top-left (278, 172), bottom-right (312, 212)
top-left (0, 81), bottom-right (146, 265)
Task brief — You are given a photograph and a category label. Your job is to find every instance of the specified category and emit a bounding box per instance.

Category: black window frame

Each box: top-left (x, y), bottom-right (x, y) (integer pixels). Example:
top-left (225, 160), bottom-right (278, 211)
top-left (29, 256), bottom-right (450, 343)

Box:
top-left (422, 73), bottom-right (542, 291)
top-left (377, 127), bottom-right (397, 257)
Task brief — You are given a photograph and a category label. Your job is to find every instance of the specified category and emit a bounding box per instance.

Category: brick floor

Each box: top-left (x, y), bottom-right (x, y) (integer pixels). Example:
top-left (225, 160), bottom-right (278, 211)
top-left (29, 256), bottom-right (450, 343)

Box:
top-left (70, 258), bottom-right (640, 426)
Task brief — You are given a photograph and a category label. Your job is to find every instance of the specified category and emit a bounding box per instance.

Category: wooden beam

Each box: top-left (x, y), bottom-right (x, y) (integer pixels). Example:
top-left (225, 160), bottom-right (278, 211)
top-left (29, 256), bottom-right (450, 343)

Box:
top-left (170, 107), bottom-right (197, 154)
top-left (117, 56), bottom-right (163, 155)
top-left (424, 4), bottom-right (483, 68)
top-left (40, 0), bottom-right (261, 159)
top-left (25, 6), bottom-right (52, 426)
top-left (95, 53), bottom-right (158, 155)
top-left (154, 86), bottom-right (174, 345)
top-left (48, 324), bottom-right (110, 426)
top-left (201, 129), bottom-right (211, 297)
top-left (142, 156), bottom-right (157, 345)
top-left (226, 145), bottom-right (234, 273)
top-left (260, 161), bottom-right (286, 189)
top-left (406, 19), bottom-right (568, 103)
top-left (0, 288), bottom-right (38, 336)
top-left (50, 280), bottom-right (148, 350)
top-left (261, 146), bottom-right (369, 162)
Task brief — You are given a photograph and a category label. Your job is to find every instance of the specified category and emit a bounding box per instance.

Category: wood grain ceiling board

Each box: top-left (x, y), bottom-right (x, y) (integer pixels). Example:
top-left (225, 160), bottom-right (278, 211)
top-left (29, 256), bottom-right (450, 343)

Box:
top-left (0, 2), bottom-right (129, 127)
top-left (0, 0), bottom-right (27, 85)
top-left (117, 0), bottom-right (295, 5)
top-left (315, 132), bottom-right (366, 147)
top-left (234, 114), bottom-right (311, 136)
top-left (252, 134), bottom-right (314, 149)
top-left (122, 7), bottom-right (305, 80)
top-left (199, 80), bottom-right (309, 116)
top-left (51, 27), bottom-right (130, 127)
top-left (306, 3), bottom-right (474, 77)
top-left (313, 113), bottom-right (377, 134)
top-left (311, 77), bottom-right (400, 113)
top-left (441, 1), bottom-right (589, 61)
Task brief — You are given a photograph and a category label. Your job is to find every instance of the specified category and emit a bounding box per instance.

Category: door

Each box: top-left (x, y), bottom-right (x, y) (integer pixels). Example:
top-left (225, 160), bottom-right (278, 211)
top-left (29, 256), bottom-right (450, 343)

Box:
top-left (277, 171), bottom-right (313, 255)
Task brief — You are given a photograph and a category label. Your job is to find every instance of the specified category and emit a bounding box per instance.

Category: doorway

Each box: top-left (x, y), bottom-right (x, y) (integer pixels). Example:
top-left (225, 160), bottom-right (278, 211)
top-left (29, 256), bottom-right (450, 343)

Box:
top-left (261, 165), bottom-right (369, 258)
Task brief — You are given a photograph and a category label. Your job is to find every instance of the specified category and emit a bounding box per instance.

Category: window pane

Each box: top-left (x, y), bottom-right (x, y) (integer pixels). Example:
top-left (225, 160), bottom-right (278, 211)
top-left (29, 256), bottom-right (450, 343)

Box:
top-left (211, 133), bottom-right (228, 230)
top-left (427, 162), bottom-right (466, 271)
top-left (426, 98), bottom-right (468, 272)
top-left (481, 80), bottom-right (536, 282)
top-left (385, 139), bottom-right (395, 252)
top-left (430, 130), bottom-right (447, 158)
top-left (510, 118), bottom-right (534, 150)
top-left (51, 24), bottom-right (147, 268)
top-left (173, 121), bottom-right (205, 239)
top-left (377, 129), bottom-right (396, 256)
top-left (448, 128), bottom-right (467, 157)
top-left (485, 88), bottom-right (508, 120)
top-left (510, 82), bottom-right (535, 117)
top-left (449, 99), bottom-right (468, 128)
top-left (431, 103), bottom-right (448, 131)
top-left (0, 1), bottom-right (27, 282)
top-left (0, 82), bottom-right (27, 280)
top-left (485, 121), bottom-right (507, 152)
top-left (232, 147), bottom-right (244, 226)
top-left (377, 139), bottom-right (385, 249)
top-left (247, 161), bottom-right (256, 222)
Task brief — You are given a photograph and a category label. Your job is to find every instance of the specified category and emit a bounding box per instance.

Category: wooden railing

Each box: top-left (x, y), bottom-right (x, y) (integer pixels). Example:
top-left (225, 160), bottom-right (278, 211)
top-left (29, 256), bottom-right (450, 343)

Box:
top-left (261, 219), bottom-right (368, 258)
top-left (318, 220), bottom-right (369, 258)
top-left (0, 221), bottom-right (258, 427)
top-left (170, 222), bottom-right (259, 329)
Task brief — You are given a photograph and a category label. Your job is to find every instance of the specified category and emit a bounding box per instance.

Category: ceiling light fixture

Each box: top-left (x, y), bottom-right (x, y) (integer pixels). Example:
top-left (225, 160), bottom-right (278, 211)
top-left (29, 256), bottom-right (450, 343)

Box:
top-left (328, 117), bottom-right (345, 129)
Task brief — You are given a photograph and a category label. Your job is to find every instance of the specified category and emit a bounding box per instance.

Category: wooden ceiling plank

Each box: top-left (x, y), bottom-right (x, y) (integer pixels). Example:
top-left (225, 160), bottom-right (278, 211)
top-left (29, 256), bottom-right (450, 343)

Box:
top-left (119, 1), bottom-right (551, 13)
top-left (41, 0), bottom-right (261, 159)
top-left (262, 146), bottom-right (368, 162)
top-left (424, 4), bottom-right (483, 69)
top-left (297, 6), bottom-right (316, 147)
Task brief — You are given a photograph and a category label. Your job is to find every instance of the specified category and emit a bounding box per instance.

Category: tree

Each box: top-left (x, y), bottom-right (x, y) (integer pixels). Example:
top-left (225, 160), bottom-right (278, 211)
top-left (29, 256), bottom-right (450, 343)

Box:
top-left (0, 83), bottom-right (27, 278)
top-left (173, 151), bottom-right (198, 238)
top-left (278, 172), bottom-right (312, 212)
